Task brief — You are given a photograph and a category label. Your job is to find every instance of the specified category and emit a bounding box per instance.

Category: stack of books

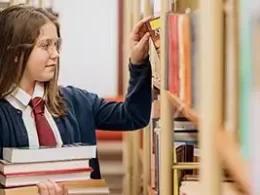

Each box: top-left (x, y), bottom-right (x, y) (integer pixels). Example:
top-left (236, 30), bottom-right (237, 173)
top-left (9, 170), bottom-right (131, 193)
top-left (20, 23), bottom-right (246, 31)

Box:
top-left (0, 143), bottom-right (110, 195)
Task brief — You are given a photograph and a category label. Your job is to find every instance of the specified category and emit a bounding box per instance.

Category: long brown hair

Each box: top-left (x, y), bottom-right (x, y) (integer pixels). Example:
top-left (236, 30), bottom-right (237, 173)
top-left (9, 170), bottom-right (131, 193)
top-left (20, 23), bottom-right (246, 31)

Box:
top-left (0, 4), bottom-right (66, 116)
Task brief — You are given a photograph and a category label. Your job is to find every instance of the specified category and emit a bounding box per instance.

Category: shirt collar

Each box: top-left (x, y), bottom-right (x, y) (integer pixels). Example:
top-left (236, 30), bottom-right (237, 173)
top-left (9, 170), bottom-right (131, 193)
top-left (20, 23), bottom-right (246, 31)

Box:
top-left (5, 82), bottom-right (45, 110)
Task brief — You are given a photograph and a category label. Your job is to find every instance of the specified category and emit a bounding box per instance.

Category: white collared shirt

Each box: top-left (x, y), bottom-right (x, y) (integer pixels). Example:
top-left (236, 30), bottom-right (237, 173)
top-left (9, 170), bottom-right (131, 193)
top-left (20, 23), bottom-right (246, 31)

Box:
top-left (5, 83), bottom-right (63, 147)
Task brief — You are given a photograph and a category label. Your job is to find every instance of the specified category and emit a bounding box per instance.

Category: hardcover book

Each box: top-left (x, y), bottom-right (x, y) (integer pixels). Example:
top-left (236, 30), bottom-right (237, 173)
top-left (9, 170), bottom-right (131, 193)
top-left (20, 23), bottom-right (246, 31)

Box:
top-left (141, 17), bottom-right (161, 58)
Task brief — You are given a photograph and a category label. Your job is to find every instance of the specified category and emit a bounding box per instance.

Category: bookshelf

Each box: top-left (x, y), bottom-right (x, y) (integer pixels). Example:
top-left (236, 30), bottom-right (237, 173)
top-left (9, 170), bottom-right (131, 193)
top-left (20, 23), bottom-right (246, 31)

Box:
top-left (199, 0), bottom-right (223, 194)
top-left (121, 0), bottom-right (250, 194)
top-left (0, 0), bottom-right (250, 194)
top-left (166, 92), bottom-right (199, 125)
top-left (122, 0), bottom-right (133, 194)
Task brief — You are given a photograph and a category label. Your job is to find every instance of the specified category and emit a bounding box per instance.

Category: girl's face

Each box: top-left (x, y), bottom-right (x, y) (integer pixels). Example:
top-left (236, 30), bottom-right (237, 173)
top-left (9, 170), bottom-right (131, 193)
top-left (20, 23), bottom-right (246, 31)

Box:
top-left (22, 21), bottom-right (60, 84)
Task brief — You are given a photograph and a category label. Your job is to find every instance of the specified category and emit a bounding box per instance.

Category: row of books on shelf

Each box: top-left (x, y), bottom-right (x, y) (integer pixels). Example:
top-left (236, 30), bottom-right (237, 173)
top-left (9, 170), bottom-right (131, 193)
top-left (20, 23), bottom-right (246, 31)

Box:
top-left (0, 143), bottom-right (109, 195)
top-left (142, 8), bottom-right (200, 111)
top-left (149, 124), bottom-right (243, 194)
top-left (149, 116), bottom-right (199, 193)
top-left (149, 96), bottom-right (243, 194)
top-left (146, 6), bottom-right (239, 130)
top-left (139, 0), bottom-right (260, 193)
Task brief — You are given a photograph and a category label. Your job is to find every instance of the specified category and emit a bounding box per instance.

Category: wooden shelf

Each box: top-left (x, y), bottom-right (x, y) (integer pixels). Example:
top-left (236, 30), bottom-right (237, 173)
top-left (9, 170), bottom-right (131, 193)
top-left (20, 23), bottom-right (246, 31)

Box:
top-left (139, 148), bottom-right (143, 164)
top-left (172, 162), bottom-right (199, 170)
top-left (166, 91), bottom-right (199, 126)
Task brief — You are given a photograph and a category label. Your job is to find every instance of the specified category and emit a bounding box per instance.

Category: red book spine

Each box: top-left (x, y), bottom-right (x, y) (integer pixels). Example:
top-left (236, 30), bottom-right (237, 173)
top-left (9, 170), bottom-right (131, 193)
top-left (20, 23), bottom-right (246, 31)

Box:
top-left (168, 14), bottom-right (180, 95)
top-left (2, 167), bottom-right (92, 177)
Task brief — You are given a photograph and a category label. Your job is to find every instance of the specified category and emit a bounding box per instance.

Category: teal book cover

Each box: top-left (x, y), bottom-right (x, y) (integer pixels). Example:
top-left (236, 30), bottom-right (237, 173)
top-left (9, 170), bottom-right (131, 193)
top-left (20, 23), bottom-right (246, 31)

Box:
top-left (239, 0), bottom-right (252, 160)
top-left (248, 1), bottom-right (260, 193)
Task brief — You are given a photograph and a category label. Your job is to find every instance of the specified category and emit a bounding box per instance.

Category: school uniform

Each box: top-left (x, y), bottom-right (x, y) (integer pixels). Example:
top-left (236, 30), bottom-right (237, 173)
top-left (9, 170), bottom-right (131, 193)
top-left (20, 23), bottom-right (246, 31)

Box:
top-left (0, 57), bottom-right (152, 179)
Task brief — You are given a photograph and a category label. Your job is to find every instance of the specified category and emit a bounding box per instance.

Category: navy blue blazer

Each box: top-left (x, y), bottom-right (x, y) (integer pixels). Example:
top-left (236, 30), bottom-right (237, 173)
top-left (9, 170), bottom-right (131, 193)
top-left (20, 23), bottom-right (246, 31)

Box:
top-left (0, 57), bottom-right (152, 179)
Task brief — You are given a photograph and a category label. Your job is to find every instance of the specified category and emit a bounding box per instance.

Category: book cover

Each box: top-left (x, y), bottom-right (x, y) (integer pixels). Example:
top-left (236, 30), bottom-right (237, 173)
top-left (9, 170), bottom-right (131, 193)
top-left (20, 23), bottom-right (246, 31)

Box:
top-left (3, 143), bottom-right (97, 163)
top-left (141, 17), bottom-right (161, 58)
top-left (4, 143), bottom-right (94, 150)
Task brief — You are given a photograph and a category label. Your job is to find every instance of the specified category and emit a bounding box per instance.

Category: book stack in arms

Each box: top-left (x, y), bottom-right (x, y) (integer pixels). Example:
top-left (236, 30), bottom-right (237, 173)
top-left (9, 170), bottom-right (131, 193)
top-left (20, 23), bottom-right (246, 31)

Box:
top-left (0, 143), bottom-right (110, 195)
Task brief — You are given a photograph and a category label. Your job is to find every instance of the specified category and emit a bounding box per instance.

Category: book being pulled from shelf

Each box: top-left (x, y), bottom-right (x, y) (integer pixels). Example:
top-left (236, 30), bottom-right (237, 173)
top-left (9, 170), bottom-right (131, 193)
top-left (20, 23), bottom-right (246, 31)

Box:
top-left (0, 143), bottom-right (109, 194)
top-left (141, 17), bottom-right (160, 58)
top-left (140, 16), bottom-right (161, 82)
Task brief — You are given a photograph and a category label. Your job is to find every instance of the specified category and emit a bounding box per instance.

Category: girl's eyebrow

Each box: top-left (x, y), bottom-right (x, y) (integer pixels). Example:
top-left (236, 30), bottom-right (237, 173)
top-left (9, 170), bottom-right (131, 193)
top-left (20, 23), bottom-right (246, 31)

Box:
top-left (37, 38), bottom-right (62, 44)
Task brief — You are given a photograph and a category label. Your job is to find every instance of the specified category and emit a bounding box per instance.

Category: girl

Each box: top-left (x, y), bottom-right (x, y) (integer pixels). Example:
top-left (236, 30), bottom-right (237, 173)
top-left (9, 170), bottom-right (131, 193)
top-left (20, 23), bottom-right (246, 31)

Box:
top-left (0, 4), bottom-right (152, 195)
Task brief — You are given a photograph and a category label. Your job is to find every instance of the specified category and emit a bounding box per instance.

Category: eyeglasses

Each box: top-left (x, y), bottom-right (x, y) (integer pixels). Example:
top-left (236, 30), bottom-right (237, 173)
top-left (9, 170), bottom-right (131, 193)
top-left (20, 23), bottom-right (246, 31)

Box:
top-left (37, 38), bottom-right (62, 54)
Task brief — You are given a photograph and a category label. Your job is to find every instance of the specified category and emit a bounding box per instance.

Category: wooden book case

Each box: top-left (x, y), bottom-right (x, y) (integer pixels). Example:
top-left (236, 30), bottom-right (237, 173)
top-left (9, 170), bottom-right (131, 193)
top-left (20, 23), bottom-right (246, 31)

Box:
top-left (122, 0), bottom-right (248, 194)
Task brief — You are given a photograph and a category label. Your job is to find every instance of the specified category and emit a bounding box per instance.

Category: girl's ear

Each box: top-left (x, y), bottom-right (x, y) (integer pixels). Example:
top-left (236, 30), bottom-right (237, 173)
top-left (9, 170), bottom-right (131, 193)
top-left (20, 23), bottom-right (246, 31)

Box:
top-left (14, 56), bottom-right (18, 63)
